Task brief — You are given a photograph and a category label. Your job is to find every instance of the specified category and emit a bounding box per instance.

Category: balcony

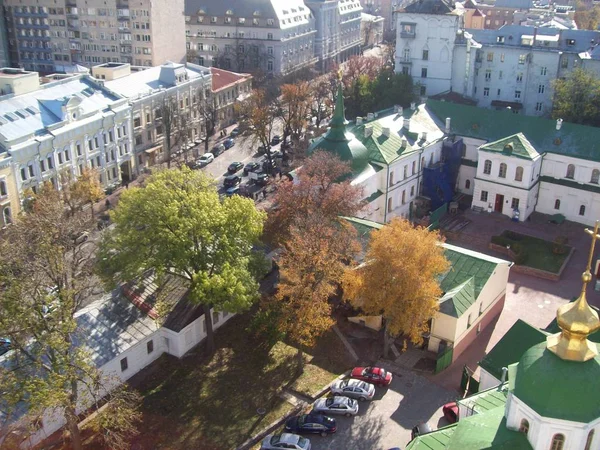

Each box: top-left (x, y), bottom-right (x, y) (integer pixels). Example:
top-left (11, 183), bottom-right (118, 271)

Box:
top-left (400, 31), bottom-right (415, 39)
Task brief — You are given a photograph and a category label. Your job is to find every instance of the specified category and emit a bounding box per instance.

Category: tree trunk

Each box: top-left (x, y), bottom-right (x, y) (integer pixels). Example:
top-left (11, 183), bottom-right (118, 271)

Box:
top-left (296, 347), bottom-right (304, 374)
top-left (90, 200), bottom-right (94, 220)
top-left (383, 320), bottom-right (391, 359)
top-left (65, 406), bottom-right (83, 450)
top-left (204, 137), bottom-right (210, 153)
top-left (203, 304), bottom-right (215, 355)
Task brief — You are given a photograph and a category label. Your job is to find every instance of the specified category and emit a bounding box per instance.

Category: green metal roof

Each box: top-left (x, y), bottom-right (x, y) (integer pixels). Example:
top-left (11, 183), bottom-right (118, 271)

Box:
top-left (406, 423), bottom-right (458, 450)
top-left (364, 189), bottom-right (384, 203)
top-left (350, 120), bottom-right (421, 166)
top-left (427, 99), bottom-right (600, 162)
top-left (458, 384), bottom-right (509, 414)
top-left (479, 133), bottom-right (540, 161)
top-left (479, 319), bottom-right (546, 381)
top-left (439, 277), bottom-right (476, 318)
top-left (514, 342), bottom-right (600, 423)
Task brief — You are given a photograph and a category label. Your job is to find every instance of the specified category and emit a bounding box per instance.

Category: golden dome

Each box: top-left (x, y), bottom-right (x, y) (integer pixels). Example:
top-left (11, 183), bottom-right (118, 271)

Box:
top-left (547, 222), bottom-right (600, 362)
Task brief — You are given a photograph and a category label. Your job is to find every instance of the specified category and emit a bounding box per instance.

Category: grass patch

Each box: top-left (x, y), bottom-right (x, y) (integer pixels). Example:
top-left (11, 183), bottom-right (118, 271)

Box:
top-left (495, 230), bottom-right (570, 273)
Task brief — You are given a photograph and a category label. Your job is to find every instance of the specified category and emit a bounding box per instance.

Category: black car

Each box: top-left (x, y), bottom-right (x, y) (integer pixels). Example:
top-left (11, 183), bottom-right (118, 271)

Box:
top-left (285, 414), bottom-right (336, 437)
top-left (255, 173), bottom-right (270, 186)
top-left (271, 135), bottom-right (281, 145)
top-left (223, 175), bottom-right (241, 188)
top-left (243, 161), bottom-right (260, 175)
top-left (227, 162), bottom-right (244, 173)
top-left (0, 338), bottom-right (11, 356)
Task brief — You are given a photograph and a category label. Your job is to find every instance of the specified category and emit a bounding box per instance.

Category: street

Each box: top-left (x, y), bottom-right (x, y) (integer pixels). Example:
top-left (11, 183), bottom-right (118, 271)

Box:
top-left (309, 363), bottom-right (456, 450)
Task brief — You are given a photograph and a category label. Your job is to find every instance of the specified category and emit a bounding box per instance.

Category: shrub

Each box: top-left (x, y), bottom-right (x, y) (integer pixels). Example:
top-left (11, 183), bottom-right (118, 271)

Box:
top-left (510, 243), bottom-right (527, 265)
top-left (553, 236), bottom-right (569, 255)
top-left (491, 235), bottom-right (512, 247)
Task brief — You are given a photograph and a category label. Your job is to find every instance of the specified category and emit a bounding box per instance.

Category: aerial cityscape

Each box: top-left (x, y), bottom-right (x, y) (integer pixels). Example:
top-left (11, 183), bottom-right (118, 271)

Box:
top-left (0, 0), bottom-right (599, 449)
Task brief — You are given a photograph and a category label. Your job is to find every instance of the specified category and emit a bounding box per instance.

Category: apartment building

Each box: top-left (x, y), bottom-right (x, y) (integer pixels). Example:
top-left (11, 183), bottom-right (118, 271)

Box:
top-left (96, 61), bottom-right (212, 173)
top-left (210, 67), bottom-right (252, 130)
top-left (360, 0), bottom-right (397, 38)
top-left (395, 0), bottom-right (600, 117)
top-left (3, 0), bottom-right (185, 74)
top-left (0, 68), bottom-right (133, 204)
top-left (306, 0), bottom-right (363, 71)
top-left (184, 0), bottom-right (318, 76)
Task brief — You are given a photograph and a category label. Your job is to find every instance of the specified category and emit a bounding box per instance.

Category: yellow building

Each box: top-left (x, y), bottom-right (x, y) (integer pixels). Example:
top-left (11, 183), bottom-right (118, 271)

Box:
top-left (0, 152), bottom-right (19, 227)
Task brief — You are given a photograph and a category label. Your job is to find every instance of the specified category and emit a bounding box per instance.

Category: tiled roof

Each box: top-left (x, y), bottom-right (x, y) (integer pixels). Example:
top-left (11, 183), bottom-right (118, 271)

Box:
top-left (439, 277), bottom-right (476, 318)
top-left (479, 133), bottom-right (540, 160)
top-left (427, 99), bottom-right (600, 162)
top-left (210, 67), bottom-right (251, 92)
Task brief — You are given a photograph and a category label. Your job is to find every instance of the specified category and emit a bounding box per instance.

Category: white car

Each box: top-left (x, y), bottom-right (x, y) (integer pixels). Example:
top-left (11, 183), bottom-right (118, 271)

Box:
top-left (198, 153), bottom-right (214, 166)
top-left (261, 433), bottom-right (311, 450)
top-left (330, 379), bottom-right (375, 401)
top-left (312, 396), bottom-right (359, 417)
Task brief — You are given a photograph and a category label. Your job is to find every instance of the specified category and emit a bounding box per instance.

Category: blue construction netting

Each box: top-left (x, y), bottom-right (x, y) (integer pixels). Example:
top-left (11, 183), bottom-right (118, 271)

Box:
top-left (422, 138), bottom-right (463, 211)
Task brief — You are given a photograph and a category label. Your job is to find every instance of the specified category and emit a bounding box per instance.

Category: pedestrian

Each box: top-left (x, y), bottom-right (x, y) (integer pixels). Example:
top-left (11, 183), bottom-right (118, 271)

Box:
top-left (262, 190), bottom-right (267, 199)
top-left (105, 198), bottom-right (111, 210)
top-left (125, 180), bottom-right (129, 189)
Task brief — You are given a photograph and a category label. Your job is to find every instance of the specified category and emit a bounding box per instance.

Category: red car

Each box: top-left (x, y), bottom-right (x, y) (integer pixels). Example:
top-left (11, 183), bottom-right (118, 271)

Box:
top-left (442, 402), bottom-right (458, 424)
top-left (350, 366), bottom-right (393, 386)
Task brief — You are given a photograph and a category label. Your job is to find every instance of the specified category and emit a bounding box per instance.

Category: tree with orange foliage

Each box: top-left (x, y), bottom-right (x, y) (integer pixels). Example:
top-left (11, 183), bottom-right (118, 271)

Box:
top-left (266, 151), bottom-right (365, 245)
top-left (342, 219), bottom-right (450, 357)
top-left (343, 55), bottom-right (383, 90)
top-left (237, 89), bottom-right (278, 169)
top-left (274, 215), bottom-right (360, 372)
top-left (278, 81), bottom-right (311, 150)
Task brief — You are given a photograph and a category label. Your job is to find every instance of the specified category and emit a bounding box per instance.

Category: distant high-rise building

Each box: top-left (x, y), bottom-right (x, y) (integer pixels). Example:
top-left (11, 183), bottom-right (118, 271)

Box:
top-left (3, 0), bottom-right (186, 73)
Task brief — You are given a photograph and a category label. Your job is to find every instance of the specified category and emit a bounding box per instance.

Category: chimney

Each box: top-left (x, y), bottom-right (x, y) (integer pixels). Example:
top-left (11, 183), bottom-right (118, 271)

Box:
top-left (382, 127), bottom-right (390, 137)
top-left (499, 367), bottom-right (508, 388)
top-left (356, 116), bottom-right (363, 125)
top-left (394, 104), bottom-right (400, 113)
top-left (364, 126), bottom-right (373, 138)
top-left (445, 117), bottom-right (451, 133)
top-left (398, 106), bottom-right (403, 116)
top-left (367, 112), bottom-right (375, 121)
top-left (421, 131), bottom-right (428, 142)
top-left (403, 117), bottom-right (411, 129)
top-left (410, 101), bottom-right (416, 110)
top-left (556, 118), bottom-right (563, 130)
top-left (401, 137), bottom-right (407, 147)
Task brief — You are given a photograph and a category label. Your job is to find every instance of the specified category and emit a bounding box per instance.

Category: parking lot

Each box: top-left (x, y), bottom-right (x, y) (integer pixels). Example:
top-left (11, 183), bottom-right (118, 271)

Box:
top-left (307, 363), bottom-right (456, 450)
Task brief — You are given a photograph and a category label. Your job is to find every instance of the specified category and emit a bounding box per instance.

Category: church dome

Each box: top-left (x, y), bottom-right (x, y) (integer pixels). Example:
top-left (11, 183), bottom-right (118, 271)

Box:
top-left (308, 84), bottom-right (370, 172)
top-left (514, 342), bottom-right (600, 423)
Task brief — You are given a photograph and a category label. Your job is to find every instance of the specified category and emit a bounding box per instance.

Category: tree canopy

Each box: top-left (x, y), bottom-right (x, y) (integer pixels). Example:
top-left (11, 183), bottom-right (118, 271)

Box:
top-left (98, 167), bottom-right (266, 353)
top-left (342, 219), bottom-right (450, 356)
top-left (552, 68), bottom-right (600, 126)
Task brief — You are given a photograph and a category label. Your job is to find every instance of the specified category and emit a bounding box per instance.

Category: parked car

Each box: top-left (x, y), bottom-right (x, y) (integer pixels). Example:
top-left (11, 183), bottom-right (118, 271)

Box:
top-left (312, 396), bottom-right (359, 417)
top-left (198, 153), bottom-right (215, 166)
top-left (72, 230), bottom-right (89, 245)
top-left (255, 173), bottom-right (270, 186)
top-left (212, 144), bottom-right (225, 156)
top-left (271, 149), bottom-right (283, 159)
top-left (442, 402), bottom-right (458, 424)
top-left (260, 433), bottom-right (311, 450)
top-left (271, 135), bottom-right (281, 145)
top-left (0, 337), bottom-right (11, 356)
top-left (97, 214), bottom-right (111, 230)
top-left (351, 366), bottom-right (393, 386)
top-left (330, 379), bottom-right (375, 401)
top-left (230, 127), bottom-right (240, 137)
top-left (223, 175), bottom-right (241, 188)
top-left (227, 161), bottom-right (244, 173)
top-left (224, 138), bottom-right (235, 149)
top-left (257, 145), bottom-right (267, 155)
top-left (244, 161), bottom-right (261, 175)
top-left (411, 422), bottom-right (432, 440)
top-left (285, 414), bottom-right (336, 437)
top-left (225, 186), bottom-right (240, 197)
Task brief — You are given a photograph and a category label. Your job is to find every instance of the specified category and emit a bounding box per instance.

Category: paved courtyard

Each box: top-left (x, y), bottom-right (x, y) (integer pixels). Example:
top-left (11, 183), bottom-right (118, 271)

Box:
top-left (309, 362), bottom-right (456, 450)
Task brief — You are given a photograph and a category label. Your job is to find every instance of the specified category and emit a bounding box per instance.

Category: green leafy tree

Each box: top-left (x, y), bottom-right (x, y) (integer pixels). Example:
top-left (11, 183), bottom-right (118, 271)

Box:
top-left (0, 184), bottom-right (140, 450)
top-left (97, 167), bottom-right (266, 354)
top-left (552, 68), bottom-right (600, 126)
top-left (575, 0), bottom-right (600, 30)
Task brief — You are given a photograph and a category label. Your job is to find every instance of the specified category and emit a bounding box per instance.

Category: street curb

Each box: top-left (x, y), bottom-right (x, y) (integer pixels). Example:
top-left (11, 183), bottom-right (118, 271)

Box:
top-left (307, 370), bottom-right (351, 401)
top-left (235, 404), bottom-right (305, 450)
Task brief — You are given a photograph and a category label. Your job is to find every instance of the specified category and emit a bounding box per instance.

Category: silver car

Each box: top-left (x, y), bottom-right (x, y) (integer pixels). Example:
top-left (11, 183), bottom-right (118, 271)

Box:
top-left (330, 379), bottom-right (376, 401)
top-left (261, 433), bottom-right (311, 450)
top-left (312, 396), bottom-right (359, 417)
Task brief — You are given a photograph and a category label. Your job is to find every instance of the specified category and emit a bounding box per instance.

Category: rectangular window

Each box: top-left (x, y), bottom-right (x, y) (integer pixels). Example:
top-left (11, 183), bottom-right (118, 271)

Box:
top-left (422, 49), bottom-right (428, 60)
top-left (485, 70), bottom-right (491, 81)
top-left (40, 160), bottom-right (46, 173)
top-left (147, 340), bottom-right (154, 354)
top-left (515, 90), bottom-right (521, 99)
top-left (28, 165), bottom-right (34, 178)
top-left (500, 53), bottom-right (505, 62)
top-left (48, 156), bottom-right (54, 169)
top-left (511, 198), bottom-right (520, 210)
top-left (134, 117), bottom-right (141, 128)
top-left (109, 131), bottom-right (114, 142)
top-left (538, 84), bottom-right (545, 94)
top-left (410, 185), bottom-right (415, 197)
top-left (65, 150), bottom-right (70, 161)
top-left (76, 143), bottom-right (82, 156)
top-left (535, 102), bottom-right (543, 112)
top-left (541, 66), bottom-right (547, 76)
top-left (58, 153), bottom-right (63, 164)
top-left (94, 137), bottom-right (99, 148)
top-left (497, 88), bottom-right (501, 96)
top-left (412, 161), bottom-right (416, 174)
top-left (516, 73), bottom-right (523, 82)
top-left (212, 311), bottom-right (219, 324)
top-left (561, 58), bottom-right (568, 69)
top-left (480, 190), bottom-right (488, 202)
top-left (483, 87), bottom-right (490, 97)
top-left (421, 68), bottom-right (427, 78)
top-left (498, 70), bottom-right (503, 80)
top-left (487, 52), bottom-right (493, 62)
top-left (120, 357), bottom-right (128, 371)
top-left (20, 167), bottom-right (27, 181)
top-left (518, 54), bottom-right (526, 64)
top-left (135, 135), bottom-right (143, 145)
top-left (147, 130), bottom-right (152, 141)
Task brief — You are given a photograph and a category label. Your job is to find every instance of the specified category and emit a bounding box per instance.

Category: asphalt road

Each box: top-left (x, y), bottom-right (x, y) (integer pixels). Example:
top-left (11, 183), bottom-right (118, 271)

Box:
top-left (308, 364), bottom-right (456, 450)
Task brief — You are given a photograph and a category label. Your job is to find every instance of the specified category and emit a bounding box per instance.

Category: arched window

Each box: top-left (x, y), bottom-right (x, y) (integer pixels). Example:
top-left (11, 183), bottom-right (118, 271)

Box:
top-left (3, 207), bottom-right (11, 225)
top-left (498, 163), bottom-right (507, 178)
top-left (585, 430), bottom-right (594, 450)
top-left (421, 156), bottom-right (425, 170)
top-left (515, 166), bottom-right (524, 182)
top-left (483, 160), bottom-right (492, 175)
top-left (550, 434), bottom-right (565, 450)
top-left (429, 153), bottom-right (434, 166)
top-left (580, 205), bottom-right (586, 216)
top-left (389, 171), bottom-right (394, 187)
top-left (592, 169), bottom-right (600, 184)
top-left (555, 199), bottom-right (561, 210)
top-left (566, 164), bottom-right (575, 179)
top-left (465, 179), bottom-right (471, 189)
top-left (519, 419), bottom-right (529, 435)
top-left (387, 197), bottom-right (392, 213)
top-left (0, 180), bottom-right (6, 196)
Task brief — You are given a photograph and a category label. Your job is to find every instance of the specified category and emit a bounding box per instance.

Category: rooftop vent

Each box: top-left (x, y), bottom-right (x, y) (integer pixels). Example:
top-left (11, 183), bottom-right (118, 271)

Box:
top-left (556, 118), bottom-right (563, 130)
top-left (364, 126), bottom-right (373, 138)
top-left (356, 116), bottom-right (363, 125)
top-left (445, 117), bottom-right (451, 134)
top-left (382, 127), bottom-right (390, 137)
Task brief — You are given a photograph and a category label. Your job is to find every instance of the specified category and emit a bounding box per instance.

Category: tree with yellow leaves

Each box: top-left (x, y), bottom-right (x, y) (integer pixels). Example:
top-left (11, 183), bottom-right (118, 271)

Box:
top-left (342, 219), bottom-right (450, 357)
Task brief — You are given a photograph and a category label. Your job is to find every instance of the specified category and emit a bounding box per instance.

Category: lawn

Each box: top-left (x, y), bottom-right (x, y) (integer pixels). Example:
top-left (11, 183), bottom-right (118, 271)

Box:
top-left (497, 230), bottom-right (570, 273)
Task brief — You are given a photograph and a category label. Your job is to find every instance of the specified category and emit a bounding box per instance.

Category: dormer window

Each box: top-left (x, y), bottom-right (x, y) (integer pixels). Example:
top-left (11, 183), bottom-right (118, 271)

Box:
top-left (253, 10), bottom-right (260, 16)
top-left (497, 36), bottom-right (505, 43)
top-left (211, 16), bottom-right (217, 23)
top-left (567, 39), bottom-right (576, 46)
top-left (226, 9), bottom-right (233, 15)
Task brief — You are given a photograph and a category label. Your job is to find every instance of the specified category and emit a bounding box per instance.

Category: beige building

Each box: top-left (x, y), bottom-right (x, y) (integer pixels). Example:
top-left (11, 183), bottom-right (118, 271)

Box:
top-left (0, 68), bottom-right (134, 201)
top-left (97, 61), bottom-right (212, 173)
top-left (3, 0), bottom-right (186, 73)
top-left (0, 152), bottom-right (19, 228)
top-left (210, 67), bottom-right (252, 130)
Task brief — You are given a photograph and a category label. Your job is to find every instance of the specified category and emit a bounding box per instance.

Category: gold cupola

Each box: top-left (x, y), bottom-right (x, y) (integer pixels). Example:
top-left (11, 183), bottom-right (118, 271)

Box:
top-left (547, 221), bottom-right (600, 362)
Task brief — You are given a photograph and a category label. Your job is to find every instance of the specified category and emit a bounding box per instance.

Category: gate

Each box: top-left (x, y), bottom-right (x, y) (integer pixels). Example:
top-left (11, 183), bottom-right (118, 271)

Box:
top-left (434, 342), bottom-right (453, 373)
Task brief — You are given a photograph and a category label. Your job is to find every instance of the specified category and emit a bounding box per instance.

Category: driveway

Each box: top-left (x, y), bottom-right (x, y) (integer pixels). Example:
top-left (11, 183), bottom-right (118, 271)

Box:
top-left (309, 363), bottom-right (456, 450)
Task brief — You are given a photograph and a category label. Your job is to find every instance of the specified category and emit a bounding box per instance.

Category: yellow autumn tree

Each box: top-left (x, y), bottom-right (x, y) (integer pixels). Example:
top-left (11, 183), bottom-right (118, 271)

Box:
top-left (342, 218), bottom-right (450, 357)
